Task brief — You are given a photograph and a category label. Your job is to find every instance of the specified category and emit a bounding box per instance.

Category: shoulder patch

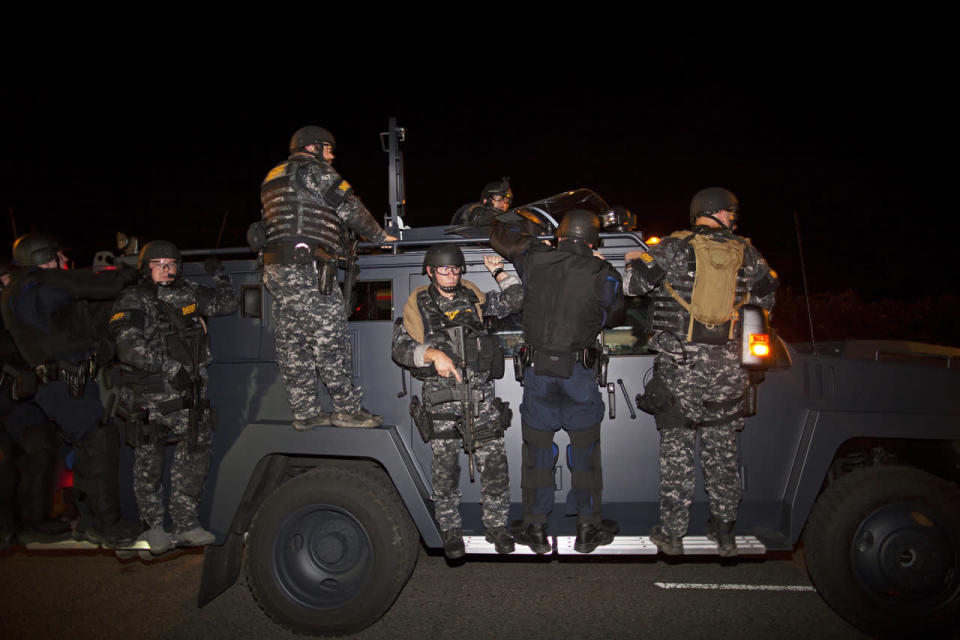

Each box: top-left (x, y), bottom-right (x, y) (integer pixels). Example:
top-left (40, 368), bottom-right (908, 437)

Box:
top-left (264, 163), bottom-right (288, 182)
top-left (182, 303), bottom-right (197, 316)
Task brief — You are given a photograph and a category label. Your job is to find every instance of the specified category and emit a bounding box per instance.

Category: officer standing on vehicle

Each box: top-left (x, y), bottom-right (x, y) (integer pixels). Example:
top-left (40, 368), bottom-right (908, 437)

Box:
top-left (259, 126), bottom-right (397, 430)
top-left (624, 187), bottom-right (778, 557)
top-left (1, 232), bottom-right (141, 547)
top-left (490, 210), bottom-right (624, 554)
top-left (392, 245), bottom-right (522, 558)
top-left (450, 178), bottom-right (514, 227)
top-left (108, 241), bottom-right (238, 554)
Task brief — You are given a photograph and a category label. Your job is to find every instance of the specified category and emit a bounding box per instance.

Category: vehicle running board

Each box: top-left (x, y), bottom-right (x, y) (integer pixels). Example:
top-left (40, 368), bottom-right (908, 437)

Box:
top-left (463, 535), bottom-right (766, 556)
top-left (25, 539), bottom-right (154, 552)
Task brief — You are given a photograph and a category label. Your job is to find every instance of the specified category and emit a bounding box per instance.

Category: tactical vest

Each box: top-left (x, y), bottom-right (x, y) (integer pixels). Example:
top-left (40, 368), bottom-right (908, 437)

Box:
top-left (652, 230), bottom-right (751, 344)
top-left (402, 282), bottom-right (504, 380)
top-left (522, 245), bottom-right (614, 354)
top-left (1, 268), bottom-right (99, 367)
top-left (260, 155), bottom-right (346, 255)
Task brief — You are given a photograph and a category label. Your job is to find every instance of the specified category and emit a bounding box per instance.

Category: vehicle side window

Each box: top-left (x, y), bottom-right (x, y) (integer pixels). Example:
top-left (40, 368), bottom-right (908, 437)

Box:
top-left (604, 295), bottom-right (653, 355)
top-left (487, 312), bottom-right (523, 357)
top-left (348, 281), bottom-right (393, 321)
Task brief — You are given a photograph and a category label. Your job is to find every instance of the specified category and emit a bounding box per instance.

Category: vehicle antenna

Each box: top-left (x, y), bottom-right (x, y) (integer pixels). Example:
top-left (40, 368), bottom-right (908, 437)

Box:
top-left (793, 210), bottom-right (817, 351)
top-left (216, 210), bottom-right (229, 248)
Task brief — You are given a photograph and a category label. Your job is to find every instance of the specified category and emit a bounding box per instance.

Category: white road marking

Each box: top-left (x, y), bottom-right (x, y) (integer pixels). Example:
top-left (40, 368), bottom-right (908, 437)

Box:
top-left (655, 582), bottom-right (817, 592)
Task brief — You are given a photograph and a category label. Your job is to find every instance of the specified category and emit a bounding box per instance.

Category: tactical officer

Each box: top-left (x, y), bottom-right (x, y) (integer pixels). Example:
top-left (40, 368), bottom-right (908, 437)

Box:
top-left (450, 177), bottom-right (514, 226)
top-left (1, 259), bottom-right (69, 547)
top-left (108, 241), bottom-right (238, 554)
top-left (490, 210), bottom-right (624, 554)
top-left (259, 125), bottom-right (397, 430)
top-left (1, 232), bottom-right (141, 547)
top-left (392, 245), bottom-right (522, 558)
top-left (624, 187), bottom-right (778, 557)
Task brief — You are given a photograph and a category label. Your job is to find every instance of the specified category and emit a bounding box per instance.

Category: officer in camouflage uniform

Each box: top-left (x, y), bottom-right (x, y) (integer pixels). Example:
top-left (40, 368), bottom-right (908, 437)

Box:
top-left (392, 245), bottom-right (522, 558)
top-left (624, 187), bottom-right (778, 557)
top-left (109, 241), bottom-right (238, 554)
top-left (450, 177), bottom-right (513, 226)
top-left (260, 126), bottom-right (397, 430)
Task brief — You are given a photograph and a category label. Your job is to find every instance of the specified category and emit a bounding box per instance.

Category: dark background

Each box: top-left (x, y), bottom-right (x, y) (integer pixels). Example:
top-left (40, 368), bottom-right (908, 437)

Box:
top-left (2, 31), bottom-right (955, 341)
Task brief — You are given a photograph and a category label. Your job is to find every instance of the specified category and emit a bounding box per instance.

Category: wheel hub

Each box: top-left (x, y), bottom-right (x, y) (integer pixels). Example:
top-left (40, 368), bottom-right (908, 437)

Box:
top-left (852, 503), bottom-right (958, 607)
top-left (273, 504), bottom-right (373, 609)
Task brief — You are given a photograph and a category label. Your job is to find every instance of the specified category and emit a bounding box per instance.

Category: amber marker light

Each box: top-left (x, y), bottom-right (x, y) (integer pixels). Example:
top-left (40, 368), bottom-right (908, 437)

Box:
top-left (749, 333), bottom-right (771, 357)
top-left (646, 236), bottom-right (661, 245)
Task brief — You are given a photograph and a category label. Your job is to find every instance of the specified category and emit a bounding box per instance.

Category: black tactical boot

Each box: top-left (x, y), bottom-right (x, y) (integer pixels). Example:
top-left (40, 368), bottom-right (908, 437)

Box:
top-left (16, 422), bottom-right (70, 543)
top-left (484, 525), bottom-right (515, 554)
top-left (74, 425), bottom-right (141, 548)
top-left (510, 519), bottom-right (551, 555)
top-left (706, 517), bottom-right (738, 558)
top-left (649, 524), bottom-right (683, 555)
top-left (442, 527), bottom-right (465, 560)
top-left (574, 518), bottom-right (620, 554)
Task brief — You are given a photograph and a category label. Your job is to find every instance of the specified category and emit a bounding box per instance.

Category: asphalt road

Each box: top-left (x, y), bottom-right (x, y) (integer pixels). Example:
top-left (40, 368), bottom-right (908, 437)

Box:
top-left (0, 546), bottom-right (871, 639)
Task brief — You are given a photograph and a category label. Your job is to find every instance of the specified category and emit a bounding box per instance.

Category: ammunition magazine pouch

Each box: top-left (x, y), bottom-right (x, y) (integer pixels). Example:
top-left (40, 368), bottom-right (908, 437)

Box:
top-left (635, 368), bottom-right (676, 416)
top-left (317, 259), bottom-right (337, 295)
top-left (123, 420), bottom-right (168, 448)
top-left (409, 395), bottom-right (434, 443)
top-left (246, 221), bottom-right (267, 252)
top-left (464, 333), bottom-right (505, 380)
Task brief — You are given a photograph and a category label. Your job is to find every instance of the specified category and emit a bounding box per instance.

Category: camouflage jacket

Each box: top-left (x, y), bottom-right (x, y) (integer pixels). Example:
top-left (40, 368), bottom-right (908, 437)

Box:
top-left (392, 275), bottom-right (522, 387)
top-left (109, 271), bottom-right (238, 381)
top-left (261, 153), bottom-right (389, 246)
top-left (624, 226), bottom-right (777, 358)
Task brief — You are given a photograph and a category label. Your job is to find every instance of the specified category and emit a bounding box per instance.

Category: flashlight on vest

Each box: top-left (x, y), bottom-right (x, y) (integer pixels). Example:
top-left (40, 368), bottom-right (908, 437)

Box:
top-left (740, 305), bottom-right (772, 369)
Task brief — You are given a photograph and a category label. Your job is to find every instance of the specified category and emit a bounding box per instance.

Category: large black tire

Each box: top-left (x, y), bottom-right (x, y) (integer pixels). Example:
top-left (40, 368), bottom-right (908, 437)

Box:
top-left (245, 463), bottom-right (419, 636)
top-left (804, 465), bottom-right (960, 638)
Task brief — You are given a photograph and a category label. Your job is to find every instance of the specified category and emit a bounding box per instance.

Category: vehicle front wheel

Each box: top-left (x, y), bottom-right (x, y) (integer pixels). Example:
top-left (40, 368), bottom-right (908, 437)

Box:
top-left (246, 463), bottom-right (418, 636)
top-left (803, 465), bottom-right (960, 637)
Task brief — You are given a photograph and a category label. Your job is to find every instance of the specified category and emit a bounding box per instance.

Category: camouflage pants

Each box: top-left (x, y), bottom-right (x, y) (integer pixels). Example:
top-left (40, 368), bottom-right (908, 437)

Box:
top-left (127, 386), bottom-right (212, 533)
top-left (653, 346), bottom-right (744, 537)
top-left (264, 263), bottom-right (362, 420)
top-left (427, 380), bottom-right (510, 531)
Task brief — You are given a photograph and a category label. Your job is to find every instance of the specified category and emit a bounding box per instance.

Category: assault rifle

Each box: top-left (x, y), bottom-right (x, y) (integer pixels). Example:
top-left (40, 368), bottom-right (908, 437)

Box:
top-left (340, 232), bottom-right (359, 315)
top-left (431, 326), bottom-right (481, 482)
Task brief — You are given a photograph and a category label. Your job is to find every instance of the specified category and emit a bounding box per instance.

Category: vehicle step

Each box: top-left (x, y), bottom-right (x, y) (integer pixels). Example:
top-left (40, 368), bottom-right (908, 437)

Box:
top-left (25, 539), bottom-right (153, 552)
top-left (463, 535), bottom-right (766, 556)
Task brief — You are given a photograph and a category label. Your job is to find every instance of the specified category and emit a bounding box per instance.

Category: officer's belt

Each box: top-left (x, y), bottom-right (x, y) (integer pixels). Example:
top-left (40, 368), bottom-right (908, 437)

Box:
top-left (702, 394), bottom-right (744, 411)
top-left (35, 358), bottom-right (93, 383)
top-left (110, 370), bottom-right (166, 393)
top-left (423, 387), bottom-right (484, 407)
top-left (263, 242), bottom-right (334, 265)
top-left (523, 344), bottom-right (598, 363)
top-left (158, 395), bottom-right (211, 415)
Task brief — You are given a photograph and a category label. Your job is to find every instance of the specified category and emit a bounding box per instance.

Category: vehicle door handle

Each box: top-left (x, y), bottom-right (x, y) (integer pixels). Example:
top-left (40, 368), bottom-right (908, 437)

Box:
top-left (607, 382), bottom-right (616, 419)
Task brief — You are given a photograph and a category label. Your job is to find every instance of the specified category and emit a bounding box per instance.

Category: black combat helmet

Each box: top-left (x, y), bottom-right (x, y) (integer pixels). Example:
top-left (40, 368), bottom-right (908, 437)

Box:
top-left (556, 209), bottom-right (601, 247)
top-left (12, 232), bottom-right (62, 266)
top-left (422, 244), bottom-right (466, 275)
top-left (481, 177), bottom-right (513, 203)
top-left (138, 240), bottom-right (182, 278)
top-left (690, 187), bottom-right (740, 227)
top-left (290, 126), bottom-right (336, 154)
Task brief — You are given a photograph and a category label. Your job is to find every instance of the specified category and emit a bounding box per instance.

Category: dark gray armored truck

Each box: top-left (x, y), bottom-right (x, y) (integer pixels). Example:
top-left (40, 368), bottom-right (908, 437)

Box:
top-left (186, 185), bottom-right (960, 638)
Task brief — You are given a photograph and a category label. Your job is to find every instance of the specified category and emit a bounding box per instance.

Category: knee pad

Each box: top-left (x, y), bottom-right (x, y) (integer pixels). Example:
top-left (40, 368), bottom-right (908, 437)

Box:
top-left (566, 424), bottom-right (603, 491)
top-left (520, 422), bottom-right (558, 489)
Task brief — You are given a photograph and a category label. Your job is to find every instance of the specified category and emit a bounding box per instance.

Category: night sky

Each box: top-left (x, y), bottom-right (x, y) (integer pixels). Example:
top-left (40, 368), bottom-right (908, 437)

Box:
top-left (2, 31), bottom-right (954, 301)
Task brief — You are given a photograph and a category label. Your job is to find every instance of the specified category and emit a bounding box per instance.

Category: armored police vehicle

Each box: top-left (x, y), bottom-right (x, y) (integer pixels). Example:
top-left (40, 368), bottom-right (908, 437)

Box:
top-left (61, 121), bottom-right (960, 638)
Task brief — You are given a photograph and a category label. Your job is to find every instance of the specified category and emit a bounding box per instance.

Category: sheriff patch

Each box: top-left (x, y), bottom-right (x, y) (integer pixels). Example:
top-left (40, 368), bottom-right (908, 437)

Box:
top-left (110, 312), bottom-right (125, 323)
top-left (182, 303), bottom-right (197, 316)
